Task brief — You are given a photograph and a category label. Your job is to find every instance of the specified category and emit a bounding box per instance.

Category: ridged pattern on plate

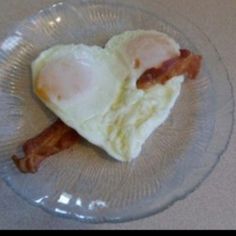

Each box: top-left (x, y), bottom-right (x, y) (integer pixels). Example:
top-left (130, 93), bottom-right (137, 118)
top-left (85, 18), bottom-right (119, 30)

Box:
top-left (0, 0), bottom-right (234, 223)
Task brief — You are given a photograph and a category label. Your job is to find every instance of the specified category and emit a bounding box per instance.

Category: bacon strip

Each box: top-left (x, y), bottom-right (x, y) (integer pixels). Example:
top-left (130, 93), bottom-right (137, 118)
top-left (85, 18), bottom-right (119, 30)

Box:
top-left (12, 120), bottom-right (80, 173)
top-left (137, 49), bottom-right (202, 90)
top-left (12, 49), bottom-right (202, 174)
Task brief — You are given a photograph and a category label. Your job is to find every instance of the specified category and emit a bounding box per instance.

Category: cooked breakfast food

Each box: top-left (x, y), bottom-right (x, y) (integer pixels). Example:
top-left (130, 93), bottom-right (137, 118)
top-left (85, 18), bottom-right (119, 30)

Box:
top-left (12, 30), bottom-right (202, 173)
top-left (12, 120), bottom-right (80, 173)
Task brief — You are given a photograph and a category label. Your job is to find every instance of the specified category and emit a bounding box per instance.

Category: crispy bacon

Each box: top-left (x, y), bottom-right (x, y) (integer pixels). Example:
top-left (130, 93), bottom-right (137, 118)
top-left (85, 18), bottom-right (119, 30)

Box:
top-left (12, 120), bottom-right (80, 173)
top-left (136, 49), bottom-right (202, 90)
top-left (12, 49), bottom-right (202, 174)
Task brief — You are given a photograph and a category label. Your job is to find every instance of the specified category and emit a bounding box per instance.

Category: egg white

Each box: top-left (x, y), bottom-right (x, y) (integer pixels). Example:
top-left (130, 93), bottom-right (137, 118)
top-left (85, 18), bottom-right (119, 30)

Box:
top-left (32, 30), bottom-right (184, 162)
top-left (32, 44), bottom-right (128, 124)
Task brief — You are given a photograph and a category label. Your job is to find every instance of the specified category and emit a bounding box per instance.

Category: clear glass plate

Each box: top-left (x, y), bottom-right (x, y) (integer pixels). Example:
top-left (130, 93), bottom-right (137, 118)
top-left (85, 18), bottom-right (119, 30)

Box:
top-left (0, 0), bottom-right (234, 223)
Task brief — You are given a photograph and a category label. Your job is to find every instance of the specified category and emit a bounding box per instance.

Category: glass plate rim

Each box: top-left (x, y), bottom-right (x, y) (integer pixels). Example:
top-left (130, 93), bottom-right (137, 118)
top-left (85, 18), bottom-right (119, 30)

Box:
top-left (0, 0), bottom-right (234, 224)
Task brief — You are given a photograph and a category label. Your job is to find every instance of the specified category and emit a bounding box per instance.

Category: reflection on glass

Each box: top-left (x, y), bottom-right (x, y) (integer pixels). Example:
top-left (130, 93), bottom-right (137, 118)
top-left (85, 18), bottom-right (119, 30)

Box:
top-left (75, 214), bottom-right (86, 220)
top-left (89, 200), bottom-right (107, 210)
top-left (52, 2), bottom-right (63, 8)
top-left (55, 208), bottom-right (67, 214)
top-left (76, 198), bottom-right (82, 207)
top-left (57, 192), bottom-right (72, 205)
top-left (49, 21), bottom-right (55, 26)
top-left (56, 17), bottom-right (61, 23)
top-left (1, 36), bottom-right (22, 52)
top-left (49, 17), bottom-right (61, 26)
top-left (35, 195), bottom-right (48, 204)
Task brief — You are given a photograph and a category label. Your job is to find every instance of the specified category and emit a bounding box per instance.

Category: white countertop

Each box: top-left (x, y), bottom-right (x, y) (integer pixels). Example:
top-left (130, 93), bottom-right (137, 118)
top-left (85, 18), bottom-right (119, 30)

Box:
top-left (0, 0), bottom-right (236, 229)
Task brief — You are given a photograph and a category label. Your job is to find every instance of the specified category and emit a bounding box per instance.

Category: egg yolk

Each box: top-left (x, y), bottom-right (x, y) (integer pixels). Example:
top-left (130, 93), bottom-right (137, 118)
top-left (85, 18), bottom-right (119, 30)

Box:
top-left (35, 56), bottom-right (92, 102)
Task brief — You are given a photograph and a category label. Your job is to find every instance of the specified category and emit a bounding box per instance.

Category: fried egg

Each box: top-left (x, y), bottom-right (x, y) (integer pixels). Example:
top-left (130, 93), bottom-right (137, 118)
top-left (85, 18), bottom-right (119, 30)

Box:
top-left (107, 30), bottom-right (180, 84)
top-left (32, 30), bottom-right (184, 162)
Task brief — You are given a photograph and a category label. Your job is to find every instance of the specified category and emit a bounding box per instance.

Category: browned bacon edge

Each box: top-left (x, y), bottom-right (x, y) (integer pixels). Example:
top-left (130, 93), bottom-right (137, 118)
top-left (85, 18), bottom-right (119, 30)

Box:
top-left (12, 120), bottom-right (80, 173)
top-left (12, 49), bottom-right (202, 173)
top-left (136, 49), bottom-right (202, 90)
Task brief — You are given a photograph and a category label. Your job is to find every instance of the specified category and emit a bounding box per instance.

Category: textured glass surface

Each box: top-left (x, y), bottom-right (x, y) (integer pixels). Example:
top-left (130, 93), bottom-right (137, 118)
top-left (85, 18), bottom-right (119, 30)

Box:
top-left (0, 0), bottom-right (234, 223)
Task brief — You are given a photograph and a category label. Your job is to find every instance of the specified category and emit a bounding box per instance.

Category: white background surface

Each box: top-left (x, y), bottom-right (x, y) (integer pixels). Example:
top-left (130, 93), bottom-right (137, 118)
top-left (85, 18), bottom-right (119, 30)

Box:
top-left (0, 0), bottom-right (236, 229)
